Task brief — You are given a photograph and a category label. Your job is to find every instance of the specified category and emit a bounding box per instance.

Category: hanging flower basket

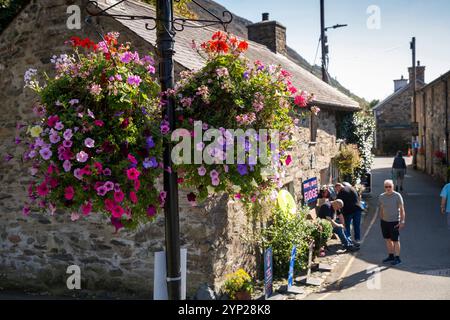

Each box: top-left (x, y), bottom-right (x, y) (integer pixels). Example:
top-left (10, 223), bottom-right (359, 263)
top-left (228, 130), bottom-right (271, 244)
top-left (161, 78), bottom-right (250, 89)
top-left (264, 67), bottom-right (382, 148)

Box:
top-left (19, 32), bottom-right (164, 231)
top-left (169, 31), bottom-right (316, 207)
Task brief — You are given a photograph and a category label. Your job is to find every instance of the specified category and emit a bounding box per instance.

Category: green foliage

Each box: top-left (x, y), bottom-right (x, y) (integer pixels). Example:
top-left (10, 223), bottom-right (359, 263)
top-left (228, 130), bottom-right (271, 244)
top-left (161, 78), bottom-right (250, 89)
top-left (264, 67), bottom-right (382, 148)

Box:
top-left (259, 206), bottom-right (333, 278)
top-left (339, 111), bottom-right (375, 180)
top-left (335, 144), bottom-right (361, 183)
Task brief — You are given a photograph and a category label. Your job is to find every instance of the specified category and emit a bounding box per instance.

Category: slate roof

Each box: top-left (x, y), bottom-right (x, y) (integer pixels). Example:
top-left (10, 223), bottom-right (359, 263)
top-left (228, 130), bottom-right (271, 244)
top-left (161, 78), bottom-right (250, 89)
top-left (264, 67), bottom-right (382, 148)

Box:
top-left (97, 0), bottom-right (360, 111)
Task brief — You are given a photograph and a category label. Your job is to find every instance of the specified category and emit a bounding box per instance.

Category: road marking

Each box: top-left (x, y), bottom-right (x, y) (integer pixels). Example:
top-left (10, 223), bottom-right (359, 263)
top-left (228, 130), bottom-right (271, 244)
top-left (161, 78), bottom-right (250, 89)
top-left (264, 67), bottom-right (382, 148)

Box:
top-left (318, 206), bottom-right (379, 300)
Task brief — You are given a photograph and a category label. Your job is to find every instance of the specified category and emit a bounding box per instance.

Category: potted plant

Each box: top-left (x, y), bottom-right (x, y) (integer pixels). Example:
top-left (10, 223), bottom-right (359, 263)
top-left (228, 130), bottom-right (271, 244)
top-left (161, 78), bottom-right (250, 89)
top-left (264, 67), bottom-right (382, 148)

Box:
top-left (222, 269), bottom-right (254, 300)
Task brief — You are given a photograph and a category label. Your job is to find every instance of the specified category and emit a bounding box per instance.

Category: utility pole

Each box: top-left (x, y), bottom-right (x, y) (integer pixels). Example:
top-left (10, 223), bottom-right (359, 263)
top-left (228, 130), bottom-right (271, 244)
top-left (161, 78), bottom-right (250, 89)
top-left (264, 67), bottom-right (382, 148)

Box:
top-left (320, 0), bottom-right (329, 83)
top-left (156, 0), bottom-right (181, 300)
top-left (411, 37), bottom-right (418, 170)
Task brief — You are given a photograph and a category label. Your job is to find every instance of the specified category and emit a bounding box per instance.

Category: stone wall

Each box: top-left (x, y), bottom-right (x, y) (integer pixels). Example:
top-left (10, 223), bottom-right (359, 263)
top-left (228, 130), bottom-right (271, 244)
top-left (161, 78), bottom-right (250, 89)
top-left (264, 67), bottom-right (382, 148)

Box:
top-left (416, 75), bottom-right (450, 183)
top-left (0, 0), bottom-right (346, 298)
top-left (375, 87), bottom-right (413, 155)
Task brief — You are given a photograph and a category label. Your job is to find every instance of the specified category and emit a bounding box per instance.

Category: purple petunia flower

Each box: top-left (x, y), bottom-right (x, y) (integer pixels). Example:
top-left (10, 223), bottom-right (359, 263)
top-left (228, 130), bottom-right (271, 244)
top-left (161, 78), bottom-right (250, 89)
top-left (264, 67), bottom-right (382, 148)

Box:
top-left (39, 148), bottom-right (52, 161)
top-left (97, 186), bottom-right (108, 197)
top-left (237, 164), bottom-right (248, 176)
top-left (54, 122), bottom-right (64, 131)
top-left (210, 170), bottom-right (219, 179)
top-left (160, 120), bottom-right (170, 135)
top-left (84, 138), bottom-right (95, 148)
top-left (104, 181), bottom-right (114, 191)
top-left (243, 71), bottom-right (250, 79)
top-left (76, 151), bottom-right (89, 163)
top-left (63, 140), bottom-right (73, 148)
top-left (127, 75), bottom-right (142, 86)
top-left (63, 129), bottom-right (73, 141)
top-left (198, 166), bottom-right (207, 177)
top-left (74, 168), bottom-right (83, 180)
top-left (69, 99), bottom-right (79, 106)
top-left (63, 160), bottom-right (72, 172)
top-left (143, 157), bottom-right (158, 169)
top-left (103, 168), bottom-right (112, 176)
top-left (211, 177), bottom-right (220, 186)
top-left (49, 133), bottom-right (60, 144)
top-left (146, 136), bottom-right (155, 149)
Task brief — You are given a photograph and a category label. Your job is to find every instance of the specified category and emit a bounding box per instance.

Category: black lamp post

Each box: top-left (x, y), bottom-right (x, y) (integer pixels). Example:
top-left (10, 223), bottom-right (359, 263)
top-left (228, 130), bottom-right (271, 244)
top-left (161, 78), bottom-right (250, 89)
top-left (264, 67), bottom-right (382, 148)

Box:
top-left (85, 0), bottom-right (233, 301)
top-left (156, 0), bottom-right (181, 301)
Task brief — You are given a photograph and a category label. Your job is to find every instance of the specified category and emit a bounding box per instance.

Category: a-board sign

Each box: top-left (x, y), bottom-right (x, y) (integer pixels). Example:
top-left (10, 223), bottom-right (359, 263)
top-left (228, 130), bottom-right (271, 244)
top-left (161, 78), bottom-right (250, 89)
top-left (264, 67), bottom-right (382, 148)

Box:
top-left (288, 246), bottom-right (297, 288)
top-left (303, 177), bottom-right (319, 204)
top-left (264, 247), bottom-right (273, 299)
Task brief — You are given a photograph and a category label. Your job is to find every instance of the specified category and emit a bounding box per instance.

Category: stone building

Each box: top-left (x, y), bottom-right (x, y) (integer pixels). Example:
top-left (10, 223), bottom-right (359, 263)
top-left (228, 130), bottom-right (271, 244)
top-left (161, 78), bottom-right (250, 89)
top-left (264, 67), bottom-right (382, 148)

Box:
top-left (415, 70), bottom-right (450, 182)
top-left (0, 0), bottom-right (359, 298)
top-left (374, 62), bottom-right (426, 155)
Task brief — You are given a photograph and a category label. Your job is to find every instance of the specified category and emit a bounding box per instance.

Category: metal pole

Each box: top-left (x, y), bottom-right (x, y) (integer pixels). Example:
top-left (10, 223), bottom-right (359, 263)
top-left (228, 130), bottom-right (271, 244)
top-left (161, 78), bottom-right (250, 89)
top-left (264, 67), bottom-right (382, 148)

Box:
top-left (411, 37), bottom-right (418, 170)
top-left (320, 0), bottom-right (328, 83)
top-left (156, 0), bottom-right (181, 300)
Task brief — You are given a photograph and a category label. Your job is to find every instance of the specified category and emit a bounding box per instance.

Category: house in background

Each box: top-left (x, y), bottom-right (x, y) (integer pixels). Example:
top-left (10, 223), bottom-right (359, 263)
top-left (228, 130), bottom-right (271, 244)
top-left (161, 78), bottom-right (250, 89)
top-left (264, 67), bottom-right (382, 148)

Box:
top-left (0, 0), bottom-right (359, 297)
top-left (374, 62), bottom-right (426, 155)
top-left (415, 70), bottom-right (450, 182)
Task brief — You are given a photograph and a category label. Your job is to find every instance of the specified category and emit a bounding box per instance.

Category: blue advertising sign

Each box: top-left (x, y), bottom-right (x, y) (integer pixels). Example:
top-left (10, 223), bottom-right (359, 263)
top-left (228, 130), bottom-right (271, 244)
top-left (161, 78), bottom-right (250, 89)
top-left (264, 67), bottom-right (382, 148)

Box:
top-left (264, 247), bottom-right (273, 299)
top-left (303, 178), bottom-right (319, 204)
top-left (288, 246), bottom-right (297, 288)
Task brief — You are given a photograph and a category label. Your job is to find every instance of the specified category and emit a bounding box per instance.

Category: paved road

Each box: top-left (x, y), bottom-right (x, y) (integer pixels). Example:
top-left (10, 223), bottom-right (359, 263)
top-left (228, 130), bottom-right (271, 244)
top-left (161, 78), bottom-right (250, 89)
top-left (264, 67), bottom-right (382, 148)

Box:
top-left (307, 157), bottom-right (450, 300)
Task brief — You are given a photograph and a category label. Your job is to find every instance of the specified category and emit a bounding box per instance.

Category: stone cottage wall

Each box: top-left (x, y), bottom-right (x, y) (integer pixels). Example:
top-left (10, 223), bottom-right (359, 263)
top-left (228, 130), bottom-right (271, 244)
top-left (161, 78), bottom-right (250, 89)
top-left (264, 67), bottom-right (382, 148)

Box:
top-left (0, 0), bottom-right (347, 297)
top-left (375, 89), bottom-right (413, 155)
top-left (417, 77), bottom-right (450, 182)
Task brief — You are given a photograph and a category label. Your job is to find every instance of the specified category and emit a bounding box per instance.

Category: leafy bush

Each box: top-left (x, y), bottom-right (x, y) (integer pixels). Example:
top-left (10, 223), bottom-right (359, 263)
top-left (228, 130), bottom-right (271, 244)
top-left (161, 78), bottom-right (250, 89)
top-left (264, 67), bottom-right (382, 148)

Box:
top-left (335, 144), bottom-right (361, 183)
top-left (259, 205), bottom-right (333, 278)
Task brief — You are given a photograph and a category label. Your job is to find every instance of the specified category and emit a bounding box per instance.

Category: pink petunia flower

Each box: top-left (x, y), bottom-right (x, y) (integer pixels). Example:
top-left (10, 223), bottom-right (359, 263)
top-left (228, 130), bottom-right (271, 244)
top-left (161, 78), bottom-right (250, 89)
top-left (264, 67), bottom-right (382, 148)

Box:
top-left (126, 168), bottom-right (140, 181)
top-left (114, 191), bottom-right (125, 203)
top-left (81, 202), bottom-right (92, 216)
top-left (64, 186), bottom-right (75, 200)
top-left (129, 191), bottom-right (138, 204)
top-left (111, 205), bottom-right (125, 218)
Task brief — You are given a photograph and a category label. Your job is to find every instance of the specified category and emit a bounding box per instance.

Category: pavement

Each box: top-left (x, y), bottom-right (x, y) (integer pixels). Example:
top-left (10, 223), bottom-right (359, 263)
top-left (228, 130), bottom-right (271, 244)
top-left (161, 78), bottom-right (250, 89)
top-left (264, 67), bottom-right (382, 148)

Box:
top-left (306, 157), bottom-right (450, 300)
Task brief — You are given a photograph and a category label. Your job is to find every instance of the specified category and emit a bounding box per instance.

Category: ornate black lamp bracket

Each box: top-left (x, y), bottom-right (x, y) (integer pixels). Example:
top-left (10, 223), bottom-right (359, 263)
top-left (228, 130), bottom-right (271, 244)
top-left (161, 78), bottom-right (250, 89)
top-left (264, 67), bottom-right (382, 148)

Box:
top-left (86, 0), bottom-right (233, 32)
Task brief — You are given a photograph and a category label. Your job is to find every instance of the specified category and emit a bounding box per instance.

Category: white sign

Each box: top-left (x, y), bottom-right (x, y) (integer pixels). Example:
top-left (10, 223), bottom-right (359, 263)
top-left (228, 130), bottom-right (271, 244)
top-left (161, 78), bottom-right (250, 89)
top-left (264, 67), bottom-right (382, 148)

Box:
top-left (154, 249), bottom-right (187, 300)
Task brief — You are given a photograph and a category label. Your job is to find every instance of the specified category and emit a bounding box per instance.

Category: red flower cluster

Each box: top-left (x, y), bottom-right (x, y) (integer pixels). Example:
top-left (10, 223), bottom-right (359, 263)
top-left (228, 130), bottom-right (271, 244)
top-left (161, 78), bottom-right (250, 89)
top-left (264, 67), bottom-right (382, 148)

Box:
top-left (200, 31), bottom-right (249, 55)
top-left (70, 36), bottom-right (98, 50)
top-left (434, 150), bottom-right (445, 159)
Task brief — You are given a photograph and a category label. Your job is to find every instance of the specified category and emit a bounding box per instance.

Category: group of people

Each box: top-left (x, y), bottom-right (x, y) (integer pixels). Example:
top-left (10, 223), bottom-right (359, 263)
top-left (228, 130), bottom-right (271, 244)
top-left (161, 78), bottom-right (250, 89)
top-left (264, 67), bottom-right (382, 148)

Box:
top-left (315, 150), bottom-right (450, 268)
top-left (318, 180), bottom-right (406, 266)
top-left (318, 183), bottom-right (363, 253)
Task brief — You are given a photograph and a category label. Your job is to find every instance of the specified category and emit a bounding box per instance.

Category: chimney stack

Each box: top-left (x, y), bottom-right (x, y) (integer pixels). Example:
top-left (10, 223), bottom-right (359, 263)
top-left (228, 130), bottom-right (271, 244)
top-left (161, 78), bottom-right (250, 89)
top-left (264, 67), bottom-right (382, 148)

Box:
top-left (247, 13), bottom-right (287, 55)
top-left (409, 60), bottom-right (426, 84)
top-left (394, 75), bottom-right (408, 92)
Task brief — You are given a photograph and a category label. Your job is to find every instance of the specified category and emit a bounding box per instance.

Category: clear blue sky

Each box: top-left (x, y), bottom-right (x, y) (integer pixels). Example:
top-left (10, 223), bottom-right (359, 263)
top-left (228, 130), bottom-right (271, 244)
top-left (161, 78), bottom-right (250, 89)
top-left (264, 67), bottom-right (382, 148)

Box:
top-left (218, 0), bottom-right (450, 102)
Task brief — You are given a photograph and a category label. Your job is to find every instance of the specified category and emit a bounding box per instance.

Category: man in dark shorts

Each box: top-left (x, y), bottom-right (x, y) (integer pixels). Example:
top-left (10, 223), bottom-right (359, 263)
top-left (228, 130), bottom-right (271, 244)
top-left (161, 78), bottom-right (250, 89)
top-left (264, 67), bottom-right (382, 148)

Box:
top-left (378, 180), bottom-right (406, 266)
top-left (318, 200), bottom-right (359, 252)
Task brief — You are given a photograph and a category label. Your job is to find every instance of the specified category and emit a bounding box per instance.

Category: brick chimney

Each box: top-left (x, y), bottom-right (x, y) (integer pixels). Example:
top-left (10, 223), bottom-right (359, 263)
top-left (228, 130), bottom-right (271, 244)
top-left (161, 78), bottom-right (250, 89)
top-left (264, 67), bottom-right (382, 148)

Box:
top-left (394, 75), bottom-right (408, 92)
top-left (408, 61), bottom-right (426, 83)
top-left (247, 13), bottom-right (287, 55)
